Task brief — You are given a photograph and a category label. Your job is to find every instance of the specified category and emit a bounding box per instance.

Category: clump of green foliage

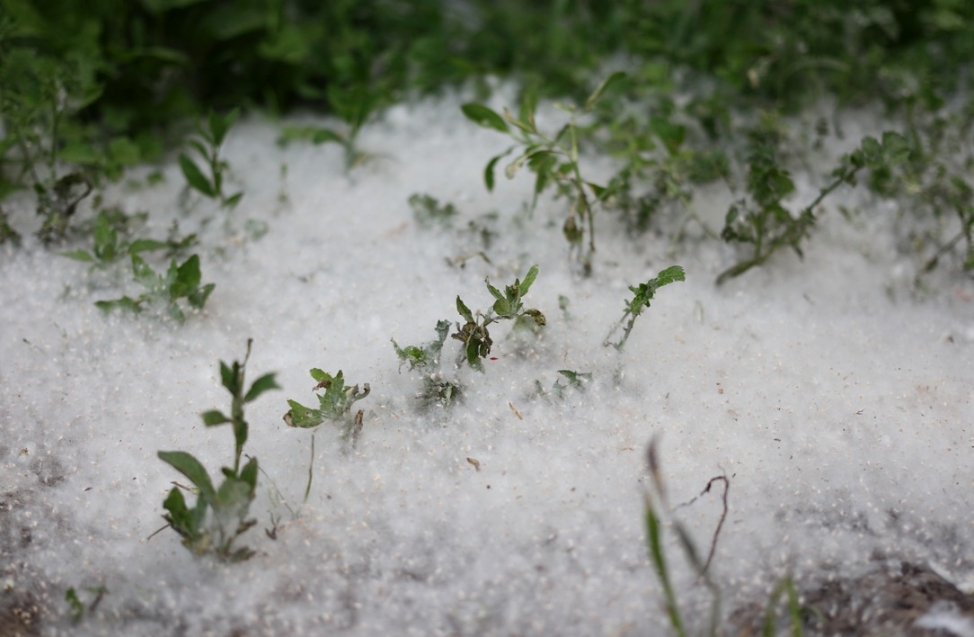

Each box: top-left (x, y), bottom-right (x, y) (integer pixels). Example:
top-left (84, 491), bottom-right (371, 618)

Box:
top-left (393, 319), bottom-right (462, 408)
top-left (718, 123), bottom-right (910, 284)
top-left (179, 109), bottom-right (243, 209)
top-left (462, 74), bottom-right (627, 274)
top-left (453, 265), bottom-right (546, 370)
top-left (408, 193), bottom-right (458, 229)
top-left (604, 265), bottom-right (685, 350)
top-left (94, 253), bottom-right (214, 324)
top-left (283, 368), bottom-right (370, 500)
top-left (157, 340), bottom-right (280, 562)
top-left (284, 369), bottom-right (370, 439)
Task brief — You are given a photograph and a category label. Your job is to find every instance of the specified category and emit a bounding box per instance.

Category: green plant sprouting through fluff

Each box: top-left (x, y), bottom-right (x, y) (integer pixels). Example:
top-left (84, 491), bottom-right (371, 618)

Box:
top-left (604, 265), bottom-right (685, 350)
top-left (157, 340), bottom-right (280, 562)
top-left (283, 369), bottom-right (371, 500)
top-left (392, 319), bottom-right (462, 408)
top-left (462, 73), bottom-right (627, 274)
top-left (179, 109), bottom-right (243, 209)
top-left (452, 265), bottom-right (546, 370)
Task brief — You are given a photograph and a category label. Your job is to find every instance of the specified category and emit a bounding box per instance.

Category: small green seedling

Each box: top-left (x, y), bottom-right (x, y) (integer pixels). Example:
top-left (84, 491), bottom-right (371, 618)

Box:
top-left (157, 340), bottom-right (279, 562)
top-left (409, 193), bottom-right (458, 228)
top-left (535, 369), bottom-right (592, 401)
top-left (64, 586), bottom-right (107, 624)
top-left (179, 109), bottom-right (243, 209)
top-left (453, 265), bottom-right (546, 370)
top-left (95, 253), bottom-right (214, 323)
top-left (283, 369), bottom-right (371, 499)
top-left (604, 265), bottom-right (685, 350)
top-left (277, 83), bottom-right (379, 170)
top-left (718, 127), bottom-right (909, 284)
top-left (283, 369), bottom-right (371, 431)
top-left (393, 319), bottom-right (463, 407)
top-left (61, 210), bottom-right (168, 268)
top-left (462, 73), bottom-right (627, 274)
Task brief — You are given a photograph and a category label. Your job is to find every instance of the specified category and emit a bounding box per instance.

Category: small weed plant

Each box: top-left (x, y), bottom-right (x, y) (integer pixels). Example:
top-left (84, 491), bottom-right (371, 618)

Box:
top-left (718, 122), bottom-right (909, 284)
top-left (604, 265), bottom-right (685, 350)
top-left (179, 109), bottom-right (243, 210)
top-left (393, 319), bottom-right (462, 408)
top-left (156, 340), bottom-right (280, 562)
top-left (283, 368), bottom-right (371, 499)
top-left (278, 84), bottom-right (380, 170)
top-left (94, 253), bottom-right (214, 324)
top-left (462, 73), bottom-right (627, 274)
top-left (452, 265), bottom-right (546, 370)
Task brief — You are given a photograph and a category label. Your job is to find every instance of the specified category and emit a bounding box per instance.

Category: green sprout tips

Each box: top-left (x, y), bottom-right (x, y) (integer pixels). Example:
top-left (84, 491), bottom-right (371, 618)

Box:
top-left (179, 109), bottom-right (243, 209)
top-left (452, 265), bottom-right (546, 370)
top-left (604, 265), bottom-right (685, 351)
top-left (156, 340), bottom-right (279, 562)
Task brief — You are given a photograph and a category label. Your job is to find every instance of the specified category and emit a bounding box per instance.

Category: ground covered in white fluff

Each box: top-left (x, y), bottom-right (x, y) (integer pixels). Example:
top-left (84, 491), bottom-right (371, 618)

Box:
top-left (1, 88), bottom-right (973, 636)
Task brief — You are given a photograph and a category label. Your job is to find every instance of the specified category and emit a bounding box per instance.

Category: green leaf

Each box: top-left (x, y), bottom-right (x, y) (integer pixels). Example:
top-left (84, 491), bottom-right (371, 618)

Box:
top-left (61, 249), bottom-right (93, 262)
top-left (95, 296), bottom-right (143, 313)
top-left (201, 410), bottom-right (231, 426)
top-left (519, 265), bottom-right (539, 295)
top-left (456, 296), bottom-right (474, 323)
top-left (223, 192), bottom-right (243, 209)
top-left (881, 131), bottom-right (910, 165)
top-left (220, 361), bottom-right (237, 394)
top-left (158, 451), bottom-right (216, 505)
top-left (461, 103), bottom-right (509, 134)
top-left (654, 265), bottom-right (686, 288)
top-left (492, 298), bottom-right (511, 315)
top-left (244, 373), bottom-right (280, 403)
top-left (128, 239), bottom-right (167, 254)
top-left (584, 71), bottom-right (627, 112)
top-left (309, 368), bottom-right (330, 383)
top-left (239, 456), bottom-right (259, 490)
top-left (210, 108), bottom-right (239, 147)
top-left (187, 283), bottom-right (214, 310)
top-left (171, 254), bottom-right (202, 300)
top-left (283, 399), bottom-right (323, 428)
top-left (179, 154), bottom-right (215, 198)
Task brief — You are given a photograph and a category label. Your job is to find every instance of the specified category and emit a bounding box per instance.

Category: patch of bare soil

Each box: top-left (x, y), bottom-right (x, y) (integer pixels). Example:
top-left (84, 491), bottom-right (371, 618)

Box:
top-left (731, 560), bottom-right (974, 637)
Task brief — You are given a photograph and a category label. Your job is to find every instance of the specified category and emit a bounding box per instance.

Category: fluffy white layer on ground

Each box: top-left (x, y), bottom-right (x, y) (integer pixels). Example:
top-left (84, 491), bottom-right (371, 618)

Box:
top-left (1, 87), bottom-right (973, 636)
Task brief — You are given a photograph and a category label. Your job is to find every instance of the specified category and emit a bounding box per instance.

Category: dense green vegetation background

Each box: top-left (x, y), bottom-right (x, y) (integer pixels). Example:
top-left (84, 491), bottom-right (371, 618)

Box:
top-left (1, 0), bottom-right (971, 266)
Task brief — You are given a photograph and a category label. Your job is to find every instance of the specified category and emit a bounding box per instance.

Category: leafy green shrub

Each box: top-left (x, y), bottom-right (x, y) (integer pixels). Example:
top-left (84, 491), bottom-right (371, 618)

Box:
top-left (156, 340), bottom-right (279, 562)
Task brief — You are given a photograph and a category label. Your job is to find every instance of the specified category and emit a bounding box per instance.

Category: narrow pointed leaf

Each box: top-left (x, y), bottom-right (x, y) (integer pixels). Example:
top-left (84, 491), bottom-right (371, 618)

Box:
top-left (461, 103), bottom-right (509, 133)
top-left (158, 451), bottom-right (216, 505)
